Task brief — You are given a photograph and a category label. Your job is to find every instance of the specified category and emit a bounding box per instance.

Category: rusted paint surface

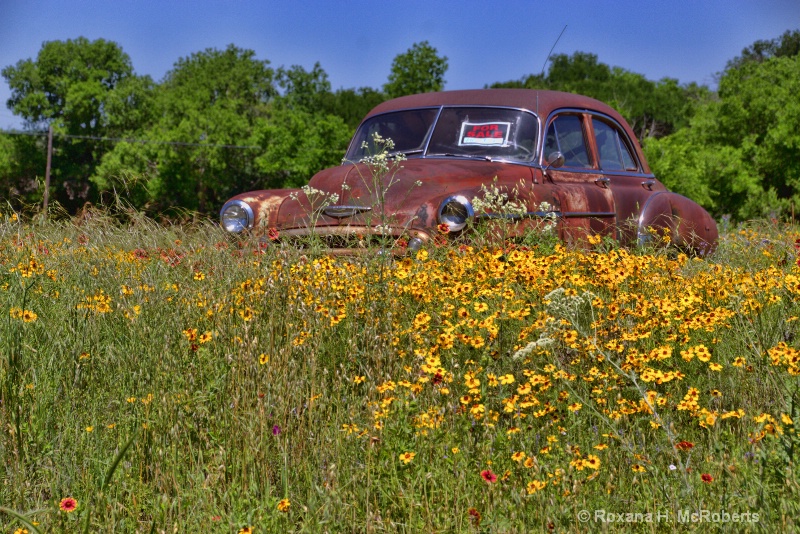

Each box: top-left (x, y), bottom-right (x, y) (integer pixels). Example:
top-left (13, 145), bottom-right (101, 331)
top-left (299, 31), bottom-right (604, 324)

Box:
top-left (221, 89), bottom-right (717, 254)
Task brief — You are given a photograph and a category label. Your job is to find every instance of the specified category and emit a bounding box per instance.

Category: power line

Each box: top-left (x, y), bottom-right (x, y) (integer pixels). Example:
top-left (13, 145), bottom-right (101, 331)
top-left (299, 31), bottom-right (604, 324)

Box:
top-left (0, 128), bottom-right (261, 149)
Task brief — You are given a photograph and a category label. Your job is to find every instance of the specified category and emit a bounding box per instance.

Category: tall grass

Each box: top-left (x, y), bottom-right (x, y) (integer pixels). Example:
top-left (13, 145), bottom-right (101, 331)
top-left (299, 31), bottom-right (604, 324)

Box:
top-left (2, 208), bottom-right (800, 532)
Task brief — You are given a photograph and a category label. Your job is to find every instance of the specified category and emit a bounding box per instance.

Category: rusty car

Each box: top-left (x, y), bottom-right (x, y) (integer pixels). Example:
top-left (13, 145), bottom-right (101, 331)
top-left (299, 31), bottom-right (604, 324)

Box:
top-left (220, 89), bottom-right (718, 254)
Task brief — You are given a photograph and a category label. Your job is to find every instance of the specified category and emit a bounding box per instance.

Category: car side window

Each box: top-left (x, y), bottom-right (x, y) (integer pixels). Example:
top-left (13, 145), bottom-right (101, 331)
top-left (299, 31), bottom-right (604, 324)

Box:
top-left (545, 115), bottom-right (590, 168)
top-left (592, 118), bottom-right (639, 172)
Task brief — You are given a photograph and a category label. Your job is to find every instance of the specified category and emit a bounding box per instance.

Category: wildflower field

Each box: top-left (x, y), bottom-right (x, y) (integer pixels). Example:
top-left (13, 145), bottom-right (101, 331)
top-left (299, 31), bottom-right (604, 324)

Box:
top-left (2, 210), bottom-right (800, 533)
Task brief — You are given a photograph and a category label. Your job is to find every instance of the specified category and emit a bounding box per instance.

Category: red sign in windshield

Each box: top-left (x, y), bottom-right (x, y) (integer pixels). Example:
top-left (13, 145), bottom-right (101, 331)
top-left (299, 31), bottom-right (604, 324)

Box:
top-left (459, 122), bottom-right (511, 146)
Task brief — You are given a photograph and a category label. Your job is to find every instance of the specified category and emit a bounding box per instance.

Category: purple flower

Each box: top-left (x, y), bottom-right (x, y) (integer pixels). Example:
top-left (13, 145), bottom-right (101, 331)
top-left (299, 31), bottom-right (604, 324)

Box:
top-left (272, 425), bottom-right (281, 436)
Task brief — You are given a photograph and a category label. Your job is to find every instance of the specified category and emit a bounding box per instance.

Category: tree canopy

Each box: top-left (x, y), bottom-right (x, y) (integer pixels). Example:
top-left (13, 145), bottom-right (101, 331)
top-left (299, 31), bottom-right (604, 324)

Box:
top-left (383, 41), bottom-right (448, 98)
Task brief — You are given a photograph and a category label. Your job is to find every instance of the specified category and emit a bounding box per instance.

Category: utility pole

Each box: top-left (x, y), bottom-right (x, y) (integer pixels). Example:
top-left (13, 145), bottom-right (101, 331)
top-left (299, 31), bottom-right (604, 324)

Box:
top-left (43, 124), bottom-right (53, 213)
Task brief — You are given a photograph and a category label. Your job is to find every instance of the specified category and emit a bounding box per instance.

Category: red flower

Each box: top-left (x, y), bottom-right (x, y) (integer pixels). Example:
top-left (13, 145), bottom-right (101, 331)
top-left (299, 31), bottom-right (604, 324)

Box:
top-left (468, 508), bottom-right (482, 526)
top-left (675, 440), bottom-right (694, 451)
top-left (437, 223), bottom-right (450, 234)
top-left (480, 469), bottom-right (497, 483)
top-left (268, 227), bottom-right (280, 241)
top-left (701, 473), bottom-right (713, 483)
top-left (59, 497), bottom-right (78, 513)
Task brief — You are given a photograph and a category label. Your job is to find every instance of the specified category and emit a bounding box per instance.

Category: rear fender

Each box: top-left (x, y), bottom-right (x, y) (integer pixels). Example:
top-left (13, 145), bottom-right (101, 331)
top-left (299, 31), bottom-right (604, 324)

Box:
top-left (637, 192), bottom-right (718, 255)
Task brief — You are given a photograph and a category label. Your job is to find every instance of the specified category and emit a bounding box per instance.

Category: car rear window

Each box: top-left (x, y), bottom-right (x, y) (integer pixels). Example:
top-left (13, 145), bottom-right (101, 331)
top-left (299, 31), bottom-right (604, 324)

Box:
top-left (593, 118), bottom-right (639, 172)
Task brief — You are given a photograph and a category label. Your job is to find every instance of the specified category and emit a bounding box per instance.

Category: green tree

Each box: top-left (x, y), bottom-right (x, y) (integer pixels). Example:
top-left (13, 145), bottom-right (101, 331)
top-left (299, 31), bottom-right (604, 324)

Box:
top-left (2, 37), bottom-right (135, 210)
top-left (253, 104), bottom-right (352, 188)
top-left (725, 29), bottom-right (800, 71)
top-left (325, 87), bottom-right (387, 129)
top-left (276, 63), bottom-right (387, 129)
top-left (277, 62), bottom-right (332, 111)
top-left (384, 41), bottom-right (448, 98)
top-left (644, 54), bottom-right (800, 220)
top-left (0, 133), bottom-right (48, 209)
top-left (94, 45), bottom-right (276, 212)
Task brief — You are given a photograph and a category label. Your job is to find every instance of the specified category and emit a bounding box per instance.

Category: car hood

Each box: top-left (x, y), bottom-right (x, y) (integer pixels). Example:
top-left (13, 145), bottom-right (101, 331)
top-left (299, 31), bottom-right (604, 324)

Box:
top-left (276, 158), bottom-right (535, 230)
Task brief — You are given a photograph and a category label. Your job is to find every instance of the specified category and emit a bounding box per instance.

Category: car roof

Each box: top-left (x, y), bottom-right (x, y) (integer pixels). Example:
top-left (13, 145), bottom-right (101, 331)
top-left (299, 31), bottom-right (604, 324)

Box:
top-left (364, 89), bottom-right (623, 122)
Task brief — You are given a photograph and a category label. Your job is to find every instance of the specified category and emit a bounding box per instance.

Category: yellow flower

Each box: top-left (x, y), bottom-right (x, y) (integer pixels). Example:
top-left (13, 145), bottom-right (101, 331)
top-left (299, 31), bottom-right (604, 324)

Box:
top-left (498, 374), bottom-right (515, 385)
top-left (399, 451), bottom-right (416, 464)
top-left (277, 498), bottom-right (291, 512)
top-left (353, 375), bottom-right (365, 384)
top-left (526, 480), bottom-right (547, 494)
top-left (631, 464), bottom-right (646, 472)
top-left (584, 454), bottom-right (601, 470)
top-left (259, 353), bottom-right (269, 365)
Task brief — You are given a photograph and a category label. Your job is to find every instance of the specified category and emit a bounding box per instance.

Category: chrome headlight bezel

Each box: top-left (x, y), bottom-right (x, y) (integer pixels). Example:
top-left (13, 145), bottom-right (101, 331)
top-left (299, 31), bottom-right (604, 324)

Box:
top-left (437, 195), bottom-right (474, 232)
top-left (220, 200), bottom-right (254, 233)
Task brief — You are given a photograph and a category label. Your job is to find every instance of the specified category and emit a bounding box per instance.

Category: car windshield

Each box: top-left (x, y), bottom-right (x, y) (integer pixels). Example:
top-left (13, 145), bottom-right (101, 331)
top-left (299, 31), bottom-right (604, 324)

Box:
top-left (345, 107), bottom-right (538, 163)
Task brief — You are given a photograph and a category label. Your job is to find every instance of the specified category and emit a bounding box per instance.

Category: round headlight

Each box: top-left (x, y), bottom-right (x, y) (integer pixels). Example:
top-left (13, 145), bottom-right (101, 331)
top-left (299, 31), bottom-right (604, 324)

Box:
top-left (220, 200), bottom-right (254, 233)
top-left (437, 195), bottom-right (474, 232)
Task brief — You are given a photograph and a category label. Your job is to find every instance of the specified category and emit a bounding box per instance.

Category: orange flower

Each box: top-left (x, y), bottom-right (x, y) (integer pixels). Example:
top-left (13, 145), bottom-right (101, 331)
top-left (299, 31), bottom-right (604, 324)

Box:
top-left (277, 498), bottom-right (291, 512)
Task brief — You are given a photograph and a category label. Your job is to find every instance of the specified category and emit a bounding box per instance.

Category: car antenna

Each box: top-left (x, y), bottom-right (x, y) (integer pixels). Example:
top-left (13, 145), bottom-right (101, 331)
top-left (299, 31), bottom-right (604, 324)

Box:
top-left (540, 25), bottom-right (567, 78)
top-left (539, 24), bottom-right (567, 181)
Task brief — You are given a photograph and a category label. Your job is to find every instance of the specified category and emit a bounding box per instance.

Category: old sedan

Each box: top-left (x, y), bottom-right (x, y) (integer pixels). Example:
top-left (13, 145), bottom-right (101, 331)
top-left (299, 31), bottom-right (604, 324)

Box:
top-left (220, 89), bottom-right (718, 254)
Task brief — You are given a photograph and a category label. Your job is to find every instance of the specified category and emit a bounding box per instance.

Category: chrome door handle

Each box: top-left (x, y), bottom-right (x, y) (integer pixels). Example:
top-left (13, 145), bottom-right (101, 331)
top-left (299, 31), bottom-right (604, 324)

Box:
top-left (641, 180), bottom-right (656, 190)
top-left (595, 177), bottom-right (610, 187)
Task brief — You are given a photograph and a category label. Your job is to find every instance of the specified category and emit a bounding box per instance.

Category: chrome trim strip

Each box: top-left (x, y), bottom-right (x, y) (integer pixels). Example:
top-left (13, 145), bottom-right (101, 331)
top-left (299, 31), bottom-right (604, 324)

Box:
top-left (476, 210), bottom-right (614, 220)
top-left (562, 211), bottom-right (616, 218)
top-left (323, 205), bottom-right (373, 218)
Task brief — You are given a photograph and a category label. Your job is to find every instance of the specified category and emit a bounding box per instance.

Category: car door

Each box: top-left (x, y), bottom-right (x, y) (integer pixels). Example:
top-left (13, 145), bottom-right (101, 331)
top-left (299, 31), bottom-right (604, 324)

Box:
top-left (543, 113), bottom-right (617, 242)
top-left (589, 116), bottom-right (663, 246)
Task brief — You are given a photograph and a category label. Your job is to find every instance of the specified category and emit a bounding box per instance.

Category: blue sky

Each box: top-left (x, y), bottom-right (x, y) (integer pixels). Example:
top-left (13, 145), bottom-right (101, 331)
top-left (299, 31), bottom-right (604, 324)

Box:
top-left (0, 0), bottom-right (798, 129)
